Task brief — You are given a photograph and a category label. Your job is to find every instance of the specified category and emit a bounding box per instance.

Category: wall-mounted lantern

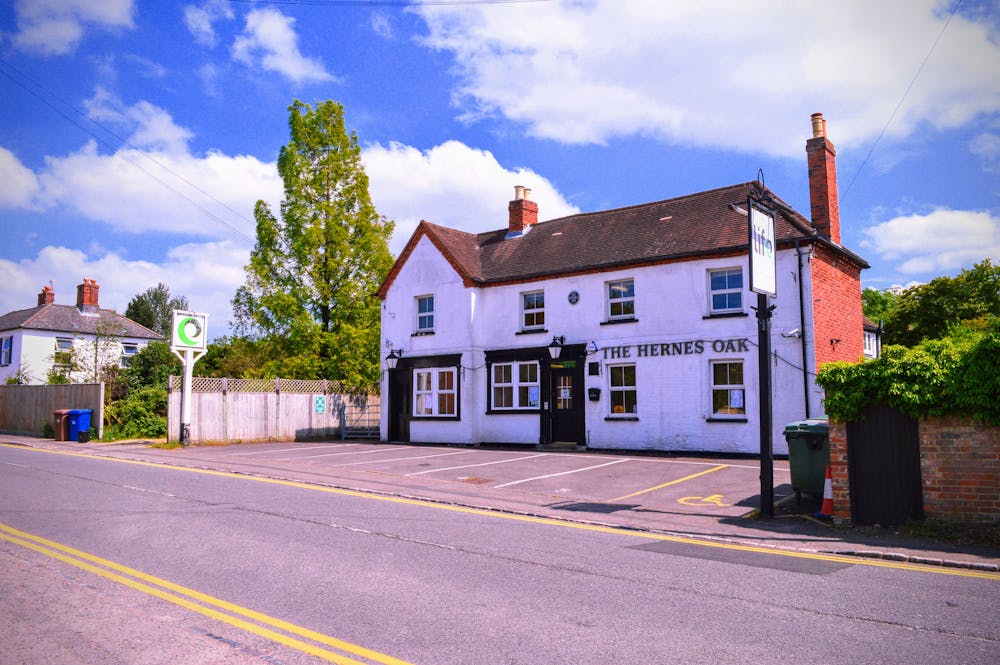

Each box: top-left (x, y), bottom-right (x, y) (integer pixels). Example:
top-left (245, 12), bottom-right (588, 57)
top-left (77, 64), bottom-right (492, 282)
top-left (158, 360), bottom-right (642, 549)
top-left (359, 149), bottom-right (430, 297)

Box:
top-left (547, 336), bottom-right (565, 360)
top-left (385, 349), bottom-right (402, 370)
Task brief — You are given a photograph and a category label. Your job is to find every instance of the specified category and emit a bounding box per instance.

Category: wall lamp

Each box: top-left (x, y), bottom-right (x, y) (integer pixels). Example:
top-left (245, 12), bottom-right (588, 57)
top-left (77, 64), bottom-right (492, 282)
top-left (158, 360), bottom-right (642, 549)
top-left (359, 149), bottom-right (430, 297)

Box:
top-left (385, 348), bottom-right (403, 370)
top-left (547, 336), bottom-right (565, 360)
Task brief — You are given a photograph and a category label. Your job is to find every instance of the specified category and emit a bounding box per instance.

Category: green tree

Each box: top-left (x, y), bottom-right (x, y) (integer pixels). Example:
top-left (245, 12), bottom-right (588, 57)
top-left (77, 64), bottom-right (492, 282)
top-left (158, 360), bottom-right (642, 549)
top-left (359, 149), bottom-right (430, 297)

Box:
top-left (125, 283), bottom-right (190, 337)
top-left (233, 100), bottom-right (394, 387)
top-left (124, 340), bottom-right (182, 389)
top-left (197, 336), bottom-right (264, 378)
top-left (884, 259), bottom-right (1000, 346)
top-left (862, 287), bottom-right (898, 323)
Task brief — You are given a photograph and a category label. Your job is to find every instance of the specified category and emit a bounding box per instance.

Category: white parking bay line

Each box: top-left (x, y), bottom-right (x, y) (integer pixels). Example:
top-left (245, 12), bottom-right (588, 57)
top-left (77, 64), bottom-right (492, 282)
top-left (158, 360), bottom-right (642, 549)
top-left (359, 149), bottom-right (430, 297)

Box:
top-left (494, 458), bottom-right (631, 488)
top-left (274, 446), bottom-right (409, 461)
top-left (330, 450), bottom-right (469, 467)
top-left (405, 453), bottom-right (548, 477)
top-left (229, 444), bottom-right (358, 456)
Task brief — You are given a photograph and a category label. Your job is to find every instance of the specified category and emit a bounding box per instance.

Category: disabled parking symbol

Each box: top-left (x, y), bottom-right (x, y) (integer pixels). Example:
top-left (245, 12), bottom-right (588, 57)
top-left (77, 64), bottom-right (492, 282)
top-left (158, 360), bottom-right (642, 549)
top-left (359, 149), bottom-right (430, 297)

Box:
top-left (678, 494), bottom-right (732, 507)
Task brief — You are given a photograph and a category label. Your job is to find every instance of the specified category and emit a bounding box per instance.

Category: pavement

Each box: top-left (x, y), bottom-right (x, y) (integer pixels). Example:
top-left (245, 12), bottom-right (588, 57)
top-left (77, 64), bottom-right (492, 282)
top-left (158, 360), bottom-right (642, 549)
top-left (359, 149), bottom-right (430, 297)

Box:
top-left (2, 434), bottom-right (998, 573)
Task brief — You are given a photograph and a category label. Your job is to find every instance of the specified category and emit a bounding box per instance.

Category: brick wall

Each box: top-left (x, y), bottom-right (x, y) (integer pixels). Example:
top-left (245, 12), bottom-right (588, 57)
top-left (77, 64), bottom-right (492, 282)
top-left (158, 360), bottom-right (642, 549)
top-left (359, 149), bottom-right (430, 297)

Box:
top-left (810, 244), bottom-right (864, 371)
top-left (920, 417), bottom-right (1000, 523)
top-left (828, 417), bottom-right (999, 524)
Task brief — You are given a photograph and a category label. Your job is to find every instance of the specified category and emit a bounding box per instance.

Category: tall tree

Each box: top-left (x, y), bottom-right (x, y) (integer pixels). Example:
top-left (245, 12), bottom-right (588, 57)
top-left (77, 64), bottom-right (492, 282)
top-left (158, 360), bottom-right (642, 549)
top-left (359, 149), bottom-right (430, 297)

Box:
top-left (126, 283), bottom-right (190, 337)
top-left (861, 287), bottom-right (898, 324)
top-left (884, 259), bottom-right (1000, 346)
top-left (233, 100), bottom-right (394, 386)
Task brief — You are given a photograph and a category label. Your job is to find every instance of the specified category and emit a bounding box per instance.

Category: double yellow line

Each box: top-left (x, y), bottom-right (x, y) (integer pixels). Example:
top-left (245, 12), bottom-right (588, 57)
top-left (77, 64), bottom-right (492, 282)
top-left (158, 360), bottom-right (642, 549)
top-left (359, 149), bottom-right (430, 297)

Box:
top-left (0, 522), bottom-right (411, 665)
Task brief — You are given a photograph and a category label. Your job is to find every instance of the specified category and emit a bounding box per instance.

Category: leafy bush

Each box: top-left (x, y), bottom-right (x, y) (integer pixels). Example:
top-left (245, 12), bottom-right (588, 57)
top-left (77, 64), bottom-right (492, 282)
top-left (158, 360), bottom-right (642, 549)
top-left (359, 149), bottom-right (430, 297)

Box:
top-left (817, 321), bottom-right (999, 424)
top-left (104, 385), bottom-right (168, 439)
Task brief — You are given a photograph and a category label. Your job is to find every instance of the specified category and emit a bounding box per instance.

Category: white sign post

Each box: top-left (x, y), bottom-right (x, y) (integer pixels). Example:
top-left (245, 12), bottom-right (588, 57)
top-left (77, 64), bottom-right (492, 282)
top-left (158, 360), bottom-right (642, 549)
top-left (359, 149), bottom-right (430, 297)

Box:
top-left (170, 310), bottom-right (208, 446)
top-left (748, 196), bottom-right (777, 518)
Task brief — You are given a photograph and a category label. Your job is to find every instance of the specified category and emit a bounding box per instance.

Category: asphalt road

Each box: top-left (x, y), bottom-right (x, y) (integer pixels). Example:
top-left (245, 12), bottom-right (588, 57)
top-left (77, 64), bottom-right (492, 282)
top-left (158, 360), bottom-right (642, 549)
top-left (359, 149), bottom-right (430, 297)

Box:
top-left (2, 445), bottom-right (998, 664)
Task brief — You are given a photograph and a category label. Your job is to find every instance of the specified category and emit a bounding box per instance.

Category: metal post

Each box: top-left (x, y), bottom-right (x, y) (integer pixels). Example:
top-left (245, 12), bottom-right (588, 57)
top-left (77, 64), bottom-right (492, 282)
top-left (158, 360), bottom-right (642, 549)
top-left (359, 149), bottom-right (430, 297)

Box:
top-left (180, 348), bottom-right (194, 446)
top-left (756, 294), bottom-right (775, 518)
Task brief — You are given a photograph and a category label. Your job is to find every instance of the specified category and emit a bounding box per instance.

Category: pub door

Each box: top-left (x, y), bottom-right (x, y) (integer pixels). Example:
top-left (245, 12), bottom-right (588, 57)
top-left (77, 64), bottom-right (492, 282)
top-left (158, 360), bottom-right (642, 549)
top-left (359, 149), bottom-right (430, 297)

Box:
top-left (550, 363), bottom-right (585, 446)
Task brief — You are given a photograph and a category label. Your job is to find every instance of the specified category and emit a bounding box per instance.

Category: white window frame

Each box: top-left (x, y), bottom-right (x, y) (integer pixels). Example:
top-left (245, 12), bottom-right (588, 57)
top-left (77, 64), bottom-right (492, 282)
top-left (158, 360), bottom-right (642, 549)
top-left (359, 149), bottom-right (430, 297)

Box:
top-left (608, 363), bottom-right (637, 416)
top-left (415, 295), bottom-right (434, 333)
top-left (710, 360), bottom-right (746, 418)
top-left (709, 268), bottom-right (744, 314)
top-left (121, 342), bottom-right (139, 368)
top-left (491, 361), bottom-right (540, 410)
top-left (412, 367), bottom-right (456, 417)
top-left (521, 291), bottom-right (545, 331)
top-left (0, 336), bottom-right (11, 366)
top-left (607, 278), bottom-right (635, 321)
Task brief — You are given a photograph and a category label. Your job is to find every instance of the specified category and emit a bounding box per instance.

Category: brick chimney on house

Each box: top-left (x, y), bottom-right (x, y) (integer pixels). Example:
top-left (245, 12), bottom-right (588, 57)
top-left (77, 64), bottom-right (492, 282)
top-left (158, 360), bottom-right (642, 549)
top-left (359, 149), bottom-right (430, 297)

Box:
top-left (76, 278), bottom-right (100, 312)
top-left (37, 285), bottom-right (55, 306)
top-left (508, 185), bottom-right (538, 236)
top-left (806, 112), bottom-right (841, 245)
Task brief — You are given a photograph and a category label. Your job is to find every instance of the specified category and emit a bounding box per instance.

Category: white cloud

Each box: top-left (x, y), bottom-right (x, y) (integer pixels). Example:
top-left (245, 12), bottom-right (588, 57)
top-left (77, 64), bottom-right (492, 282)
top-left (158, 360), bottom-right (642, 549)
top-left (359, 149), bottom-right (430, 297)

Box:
top-left (416, 0), bottom-right (1000, 157)
top-left (0, 241), bottom-right (249, 339)
top-left (0, 147), bottom-right (40, 209)
top-left (371, 13), bottom-right (393, 40)
top-left (971, 132), bottom-right (1000, 172)
top-left (862, 208), bottom-right (1000, 276)
top-left (363, 140), bottom-right (580, 255)
top-left (12, 0), bottom-right (134, 55)
top-left (232, 8), bottom-right (333, 84)
top-left (184, 0), bottom-right (234, 48)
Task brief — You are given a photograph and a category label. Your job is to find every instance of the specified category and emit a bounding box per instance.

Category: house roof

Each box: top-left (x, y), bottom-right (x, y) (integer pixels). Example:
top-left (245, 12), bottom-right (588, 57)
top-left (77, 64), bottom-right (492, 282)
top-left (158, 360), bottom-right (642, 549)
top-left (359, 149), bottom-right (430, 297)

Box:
top-left (0, 304), bottom-right (164, 340)
top-left (378, 181), bottom-right (869, 298)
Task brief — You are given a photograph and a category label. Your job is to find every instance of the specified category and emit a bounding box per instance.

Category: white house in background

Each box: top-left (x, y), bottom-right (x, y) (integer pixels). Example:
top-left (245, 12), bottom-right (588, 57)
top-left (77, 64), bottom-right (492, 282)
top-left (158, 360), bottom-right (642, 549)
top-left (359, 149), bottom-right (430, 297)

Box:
top-left (0, 279), bottom-right (163, 385)
top-left (377, 113), bottom-right (870, 455)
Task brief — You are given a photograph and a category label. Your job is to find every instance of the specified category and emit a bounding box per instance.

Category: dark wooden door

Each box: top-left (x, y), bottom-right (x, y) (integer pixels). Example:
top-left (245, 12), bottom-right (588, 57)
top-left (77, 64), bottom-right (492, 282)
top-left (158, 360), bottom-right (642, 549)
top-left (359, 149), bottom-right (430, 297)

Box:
top-left (387, 368), bottom-right (410, 442)
top-left (847, 405), bottom-right (922, 525)
top-left (550, 364), bottom-right (584, 445)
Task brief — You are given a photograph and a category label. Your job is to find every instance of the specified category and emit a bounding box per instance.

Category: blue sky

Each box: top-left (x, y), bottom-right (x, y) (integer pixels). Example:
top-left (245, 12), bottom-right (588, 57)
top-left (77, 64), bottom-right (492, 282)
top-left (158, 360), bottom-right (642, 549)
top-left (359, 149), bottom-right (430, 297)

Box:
top-left (1, 0), bottom-right (998, 338)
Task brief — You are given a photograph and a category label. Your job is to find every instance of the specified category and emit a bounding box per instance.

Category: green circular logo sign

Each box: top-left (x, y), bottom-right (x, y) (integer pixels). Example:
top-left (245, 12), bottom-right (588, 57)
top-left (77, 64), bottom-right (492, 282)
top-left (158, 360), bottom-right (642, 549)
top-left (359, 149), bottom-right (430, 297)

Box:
top-left (172, 311), bottom-right (207, 350)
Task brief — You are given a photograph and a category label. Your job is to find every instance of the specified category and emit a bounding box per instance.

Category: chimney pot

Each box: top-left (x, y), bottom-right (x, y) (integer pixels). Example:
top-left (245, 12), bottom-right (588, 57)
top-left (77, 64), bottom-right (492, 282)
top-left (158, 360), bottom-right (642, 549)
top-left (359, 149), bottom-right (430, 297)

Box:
top-left (76, 278), bottom-right (100, 310)
top-left (806, 113), bottom-right (840, 244)
top-left (514, 185), bottom-right (525, 200)
top-left (811, 112), bottom-right (826, 138)
top-left (523, 187), bottom-right (532, 200)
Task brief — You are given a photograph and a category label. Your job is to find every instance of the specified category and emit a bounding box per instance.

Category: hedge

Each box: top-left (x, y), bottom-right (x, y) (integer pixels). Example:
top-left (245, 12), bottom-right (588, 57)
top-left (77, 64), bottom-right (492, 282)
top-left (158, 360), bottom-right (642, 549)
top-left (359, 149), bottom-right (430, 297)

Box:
top-left (816, 320), bottom-right (1000, 425)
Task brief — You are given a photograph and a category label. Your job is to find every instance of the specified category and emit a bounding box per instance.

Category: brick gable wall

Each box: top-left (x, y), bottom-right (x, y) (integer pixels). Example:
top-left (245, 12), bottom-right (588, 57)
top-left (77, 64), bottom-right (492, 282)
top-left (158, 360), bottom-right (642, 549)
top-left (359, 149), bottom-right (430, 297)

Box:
top-left (810, 243), bottom-right (864, 371)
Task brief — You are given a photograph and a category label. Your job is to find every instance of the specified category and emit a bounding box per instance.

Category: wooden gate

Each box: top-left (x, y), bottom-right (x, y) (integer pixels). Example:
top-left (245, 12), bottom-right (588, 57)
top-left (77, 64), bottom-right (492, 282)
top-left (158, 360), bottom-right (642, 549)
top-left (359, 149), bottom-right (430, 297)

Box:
top-left (846, 405), bottom-right (923, 525)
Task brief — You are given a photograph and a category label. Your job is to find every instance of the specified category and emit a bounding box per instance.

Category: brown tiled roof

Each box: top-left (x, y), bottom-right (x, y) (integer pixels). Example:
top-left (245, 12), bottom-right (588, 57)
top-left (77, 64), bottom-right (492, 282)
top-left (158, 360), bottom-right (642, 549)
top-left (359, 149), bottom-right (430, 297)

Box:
top-left (379, 181), bottom-right (868, 297)
top-left (0, 304), bottom-right (164, 340)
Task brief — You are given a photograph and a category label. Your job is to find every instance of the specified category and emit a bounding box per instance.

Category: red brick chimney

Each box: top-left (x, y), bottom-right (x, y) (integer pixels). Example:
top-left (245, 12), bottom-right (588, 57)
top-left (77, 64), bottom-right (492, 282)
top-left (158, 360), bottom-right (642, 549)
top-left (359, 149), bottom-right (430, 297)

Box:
top-left (806, 112), bottom-right (841, 245)
top-left (508, 185), bottom-right (538, 236)
top-left (37, 285), bottom-right (55, 306)
top-left (76, 278), bottom-right (100, 311)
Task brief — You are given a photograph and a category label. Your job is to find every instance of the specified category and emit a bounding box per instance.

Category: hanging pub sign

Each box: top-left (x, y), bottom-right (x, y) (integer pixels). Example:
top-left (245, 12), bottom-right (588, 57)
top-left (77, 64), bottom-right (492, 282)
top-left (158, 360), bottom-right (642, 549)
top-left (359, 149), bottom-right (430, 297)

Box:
top-left (748, 197), bottom-right (777, 297)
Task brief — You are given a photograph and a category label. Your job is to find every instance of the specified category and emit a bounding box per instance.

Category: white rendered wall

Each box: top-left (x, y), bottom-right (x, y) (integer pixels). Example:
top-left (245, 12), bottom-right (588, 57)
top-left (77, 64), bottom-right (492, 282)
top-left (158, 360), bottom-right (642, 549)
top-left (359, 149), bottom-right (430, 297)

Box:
top-left (382, 238), bottom-right (821, 454)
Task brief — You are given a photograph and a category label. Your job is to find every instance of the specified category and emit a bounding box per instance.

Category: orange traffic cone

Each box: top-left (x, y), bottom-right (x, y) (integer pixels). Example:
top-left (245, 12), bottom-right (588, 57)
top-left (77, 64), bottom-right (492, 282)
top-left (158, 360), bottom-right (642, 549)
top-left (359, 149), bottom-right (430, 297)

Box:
top-left (815, 464), bottom-right (834, 520)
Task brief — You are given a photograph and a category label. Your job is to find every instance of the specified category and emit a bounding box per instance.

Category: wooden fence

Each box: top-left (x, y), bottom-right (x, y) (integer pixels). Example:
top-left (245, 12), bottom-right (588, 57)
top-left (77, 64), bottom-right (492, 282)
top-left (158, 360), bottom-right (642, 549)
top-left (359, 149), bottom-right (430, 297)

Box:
top-left (167, 377), bottom-right (379, 444)
top-left (0, 383), bottom-right (105, 438)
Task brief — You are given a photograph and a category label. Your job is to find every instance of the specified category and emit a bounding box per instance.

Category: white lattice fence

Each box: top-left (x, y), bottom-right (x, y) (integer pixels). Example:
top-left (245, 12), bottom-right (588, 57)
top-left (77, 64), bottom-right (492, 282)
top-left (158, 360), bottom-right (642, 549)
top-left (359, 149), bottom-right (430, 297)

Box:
top-left (167, 376), bottom-right (379, 444)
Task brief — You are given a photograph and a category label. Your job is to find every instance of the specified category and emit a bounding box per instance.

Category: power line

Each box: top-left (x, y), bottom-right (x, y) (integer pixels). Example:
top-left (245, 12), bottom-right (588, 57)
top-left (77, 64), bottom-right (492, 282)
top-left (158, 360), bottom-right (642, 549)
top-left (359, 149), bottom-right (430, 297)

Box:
top-left (841, 0), bottom-right (963, 202)
top-left (0, 57), bottom-right (256, 243)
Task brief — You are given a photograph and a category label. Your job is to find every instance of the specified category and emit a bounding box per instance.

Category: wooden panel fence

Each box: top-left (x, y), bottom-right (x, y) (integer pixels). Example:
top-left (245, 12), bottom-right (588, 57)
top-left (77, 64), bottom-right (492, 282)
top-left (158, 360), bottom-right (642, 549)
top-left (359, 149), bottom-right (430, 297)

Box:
top-left (0, 383), bottom-right (105, 438)
top-left (167, 377), bottom-right (379, 444)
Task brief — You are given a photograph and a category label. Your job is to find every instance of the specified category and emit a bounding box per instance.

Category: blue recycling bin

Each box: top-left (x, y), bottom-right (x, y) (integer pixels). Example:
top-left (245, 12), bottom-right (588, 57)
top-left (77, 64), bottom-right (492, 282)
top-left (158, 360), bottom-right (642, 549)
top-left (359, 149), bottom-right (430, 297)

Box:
top-left (67, 409), bottom-right (92, 442)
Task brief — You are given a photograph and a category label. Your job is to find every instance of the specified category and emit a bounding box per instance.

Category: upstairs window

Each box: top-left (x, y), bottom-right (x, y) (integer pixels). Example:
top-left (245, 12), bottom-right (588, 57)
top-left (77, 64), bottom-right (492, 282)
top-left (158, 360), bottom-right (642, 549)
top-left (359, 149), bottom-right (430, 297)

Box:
top-left (416, 295), bottom-right (434, 333)
top-left (53, 337), bottom-right (74, 374)
top-left (521, 291), bottom-right (545, 331)
top-left (709, 268), bottom-right (743, 314)
top-left (0, 336), bottom-right (11, 366)
top-left (607, 278), bottom-right (635, 321)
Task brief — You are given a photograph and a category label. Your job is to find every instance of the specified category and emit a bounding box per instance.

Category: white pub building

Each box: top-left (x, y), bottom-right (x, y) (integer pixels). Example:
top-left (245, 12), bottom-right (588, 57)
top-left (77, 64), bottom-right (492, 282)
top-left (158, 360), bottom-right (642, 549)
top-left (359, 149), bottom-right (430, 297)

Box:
top-left (378, 114), bottom-right (867, 455)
